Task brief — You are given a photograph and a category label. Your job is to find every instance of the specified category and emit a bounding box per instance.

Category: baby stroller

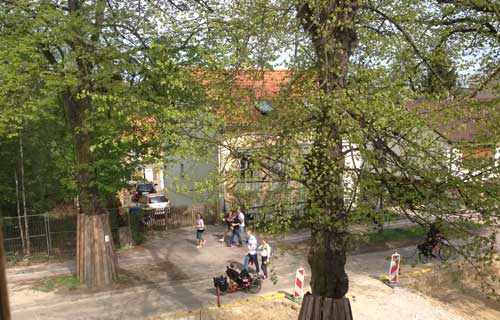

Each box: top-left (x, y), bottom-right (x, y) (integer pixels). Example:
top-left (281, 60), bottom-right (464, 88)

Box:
top-left (213, 264), bottom-right (262, 295)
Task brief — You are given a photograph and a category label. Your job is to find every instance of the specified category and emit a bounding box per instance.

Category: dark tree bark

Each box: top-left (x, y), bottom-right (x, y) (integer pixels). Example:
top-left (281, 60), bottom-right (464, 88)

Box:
top-left (62, 93), bottom-right (118, 286)
top-left (0, 230), bottom-right (11, 320)
top-left (63, 0), bottom-right (118, 287)
top-left (297, 0), bottom-right (358, 310)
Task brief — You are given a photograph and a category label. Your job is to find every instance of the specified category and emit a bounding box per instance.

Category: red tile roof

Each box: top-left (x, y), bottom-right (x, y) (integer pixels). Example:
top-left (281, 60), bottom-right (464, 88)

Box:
top-left (201, 69), bottom-right (498, 144)
top-left (199, 69), bottom-right (295, 125)
top-left (406, 96), bottom-right (499, 143)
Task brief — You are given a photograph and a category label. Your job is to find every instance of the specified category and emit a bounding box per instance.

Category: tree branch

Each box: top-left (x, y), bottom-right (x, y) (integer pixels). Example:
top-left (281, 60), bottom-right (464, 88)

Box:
top-left (91, 0), bottom-right (106, 43)
top-left (367, 6), bottom-right (449, 88)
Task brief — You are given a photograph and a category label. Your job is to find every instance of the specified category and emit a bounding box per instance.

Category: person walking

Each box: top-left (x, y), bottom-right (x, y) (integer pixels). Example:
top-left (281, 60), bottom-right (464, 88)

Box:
top-left (259, 238), bottom-right (271, 279)
top-left (195, 213), bottom-right (205, 248)
top-left (236, 208), bottom-right (246, 243)
top-left (229, 212), bottom-right (242, 247)
top-left (219, 211), bottom-right (234, 244)
top-left (243, 229), bottom-right (259, 274)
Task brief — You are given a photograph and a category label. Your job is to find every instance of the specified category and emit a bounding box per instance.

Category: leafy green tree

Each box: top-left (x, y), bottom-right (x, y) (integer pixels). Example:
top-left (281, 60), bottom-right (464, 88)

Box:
top-left (196, 0), bottom-right (499, 315)
top-left (0, 0), bottom-right (205, 286)
top-left (424, 47), bottom-right (458, 96)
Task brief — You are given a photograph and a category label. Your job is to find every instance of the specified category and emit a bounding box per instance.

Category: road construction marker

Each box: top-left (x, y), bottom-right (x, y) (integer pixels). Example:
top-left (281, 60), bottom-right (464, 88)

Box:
top-left (149, 292), bottom-right (286, 319)
top-left (389, 252), bottom-right (401, 283)
top-left (293, 267), bottom-right (305, 299)
top-left (379, 267), bottom-right (432, 283)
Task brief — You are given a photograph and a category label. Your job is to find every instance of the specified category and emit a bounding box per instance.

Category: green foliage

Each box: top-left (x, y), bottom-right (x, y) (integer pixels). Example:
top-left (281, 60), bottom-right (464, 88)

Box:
top-left (362, 226), bottom-right (425, 244)
top-left (0, 1), bottom-right (210, 213)
top-left (0, 112), bottom-right (76, 216)
top-left (424, 47), bottom-right (458, 96)
top-left (34, 274), bottom-right (79, 292)
top-left (1, 0), bottom-right (498, 297)
top-left (128, 210), bottom-right (146, 245)
top-left (198, 0), bottom-right (499, 297)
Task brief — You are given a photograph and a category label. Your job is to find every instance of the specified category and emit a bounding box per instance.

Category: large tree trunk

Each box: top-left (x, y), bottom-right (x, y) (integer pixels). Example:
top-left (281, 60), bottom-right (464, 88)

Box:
top-left (63, 92), bottom-right (118, 286)
top-left (57, 1), bottom-right (118, 287)
top-left (305, 124), bottom-right (351, 307)
top-left (309, 229), bottom-right (349, 298)
top-left (76, 214), bottom-right (118, 286)
top-left (297, 1), bottom-right (358, 318)
top-left (0, 230), bottom-right (11, 320)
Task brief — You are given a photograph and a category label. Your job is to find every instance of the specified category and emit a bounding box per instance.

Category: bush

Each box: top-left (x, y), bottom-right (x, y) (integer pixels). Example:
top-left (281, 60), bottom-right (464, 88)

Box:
top-left (128, 208), bottom-right (145, 245)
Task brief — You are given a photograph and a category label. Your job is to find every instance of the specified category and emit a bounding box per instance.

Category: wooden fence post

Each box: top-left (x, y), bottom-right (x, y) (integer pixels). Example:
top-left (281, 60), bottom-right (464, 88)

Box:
top-left (0, 229), bottom-right (11, 320)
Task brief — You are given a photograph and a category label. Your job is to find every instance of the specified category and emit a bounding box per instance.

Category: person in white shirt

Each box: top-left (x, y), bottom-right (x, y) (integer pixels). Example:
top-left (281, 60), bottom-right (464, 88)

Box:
top-left (237, 208), bottom-right (246, 243)
top-left (258, 239), bottom-right (271, 279)
top-left (195, 213), bottom-right (205, 248)
top-left (242, 229), bottom-right (259, 274)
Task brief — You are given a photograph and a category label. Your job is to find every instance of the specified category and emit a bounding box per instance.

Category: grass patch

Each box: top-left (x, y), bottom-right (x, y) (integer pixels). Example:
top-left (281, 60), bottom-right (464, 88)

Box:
top-left (365, 226), bottom-right (425, 244)
top-left (6, 254), bottom-right (50, 267)
top-left (279, 225), bottom-right (427, 257)
top-left (115, 246), bottom-right (134, 255)
top-left (357, 220), bottom-right (482, 246)
top-left (34, 274), bottom-right (79, 292)
top-left (443, 220), bottom-right (482, 238)
top-left (348, 225), bottom-right (426, 254)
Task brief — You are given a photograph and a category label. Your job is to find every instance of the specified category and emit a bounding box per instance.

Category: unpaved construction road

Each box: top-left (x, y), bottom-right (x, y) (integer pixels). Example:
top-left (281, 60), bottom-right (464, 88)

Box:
top-left (6, 225), bottom-right (498, 320)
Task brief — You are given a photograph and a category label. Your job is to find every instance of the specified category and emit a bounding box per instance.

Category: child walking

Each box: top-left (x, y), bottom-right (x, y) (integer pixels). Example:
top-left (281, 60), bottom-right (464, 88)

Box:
top-left (259, 239), bottom-right (271, 279)
top-left (195, 213), bottom-right (205, 248)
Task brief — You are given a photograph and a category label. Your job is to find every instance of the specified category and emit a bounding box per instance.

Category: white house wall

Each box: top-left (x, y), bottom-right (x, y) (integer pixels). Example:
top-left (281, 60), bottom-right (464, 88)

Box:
top-left (220, 134), bottom-right (364, 206)
top-left (163, 151), bottom-right (219, 208)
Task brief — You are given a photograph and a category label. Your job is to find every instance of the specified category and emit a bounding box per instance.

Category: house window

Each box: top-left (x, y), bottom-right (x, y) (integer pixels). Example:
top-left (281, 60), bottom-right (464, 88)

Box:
top-left (240, 156), bottom-right (254, 179)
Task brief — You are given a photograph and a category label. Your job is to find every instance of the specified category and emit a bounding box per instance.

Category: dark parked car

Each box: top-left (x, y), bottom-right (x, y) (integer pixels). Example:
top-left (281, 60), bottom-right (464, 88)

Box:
top-left (133, 182), bottom-right (156, 201)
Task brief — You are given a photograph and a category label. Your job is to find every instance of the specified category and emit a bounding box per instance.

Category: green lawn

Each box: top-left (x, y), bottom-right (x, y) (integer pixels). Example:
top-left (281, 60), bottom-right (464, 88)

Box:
top-left (33, 274), bottom-right (79, 292)
top-left (365, 226), bottom-right (425, 244)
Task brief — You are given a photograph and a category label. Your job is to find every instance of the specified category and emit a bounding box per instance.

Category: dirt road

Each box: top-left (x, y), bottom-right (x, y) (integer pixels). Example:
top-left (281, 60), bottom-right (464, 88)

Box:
top-left (5, 225), bottom-right (486, 319)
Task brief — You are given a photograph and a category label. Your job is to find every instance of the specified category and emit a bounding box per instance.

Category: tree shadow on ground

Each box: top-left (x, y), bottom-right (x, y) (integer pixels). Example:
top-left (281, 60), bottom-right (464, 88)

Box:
top-left (185, 239), bottom-right (198, 246)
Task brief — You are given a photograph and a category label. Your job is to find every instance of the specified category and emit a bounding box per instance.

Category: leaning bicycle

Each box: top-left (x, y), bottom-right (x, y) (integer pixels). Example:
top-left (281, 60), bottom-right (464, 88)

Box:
top-left (417, 236), bottom-right (453, 263)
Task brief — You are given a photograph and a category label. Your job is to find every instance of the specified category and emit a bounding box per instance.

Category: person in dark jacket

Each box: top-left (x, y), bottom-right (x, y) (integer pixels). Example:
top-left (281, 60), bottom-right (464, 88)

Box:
top-left (219, 211), bottom-right (234, 244)
top-left (229, 212), bottom-right (242, 247)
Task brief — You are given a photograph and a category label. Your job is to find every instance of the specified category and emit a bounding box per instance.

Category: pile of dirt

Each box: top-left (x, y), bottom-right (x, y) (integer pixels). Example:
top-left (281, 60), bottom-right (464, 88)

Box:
top-left (405, 261), bottom-right (500, 320)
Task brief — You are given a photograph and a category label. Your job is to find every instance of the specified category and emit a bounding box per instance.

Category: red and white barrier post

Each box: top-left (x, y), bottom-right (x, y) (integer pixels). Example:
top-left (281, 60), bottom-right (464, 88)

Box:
top-left (293, 267), bottom-right (305, 299)
top-left (389, 252), bottom-right (401, 284)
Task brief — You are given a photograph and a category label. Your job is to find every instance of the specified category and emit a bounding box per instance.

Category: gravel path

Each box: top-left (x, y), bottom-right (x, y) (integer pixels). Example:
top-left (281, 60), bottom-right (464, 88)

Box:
top-left (6, 224), bottom-right (473, 320)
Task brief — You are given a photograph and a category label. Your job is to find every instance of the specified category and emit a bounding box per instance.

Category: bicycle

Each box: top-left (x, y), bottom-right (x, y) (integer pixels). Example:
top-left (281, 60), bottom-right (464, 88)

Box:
top-left (417, 236), bottom-right (453, 263)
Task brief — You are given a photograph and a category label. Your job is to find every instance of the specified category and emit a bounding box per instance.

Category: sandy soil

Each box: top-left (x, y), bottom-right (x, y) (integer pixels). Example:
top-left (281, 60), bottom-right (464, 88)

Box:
top-left (159, 275), bottom-right (468, 320)
top-left (200, 299), bottom-right (300, 320)
top-left (405, 262), bottom-right (500, 320)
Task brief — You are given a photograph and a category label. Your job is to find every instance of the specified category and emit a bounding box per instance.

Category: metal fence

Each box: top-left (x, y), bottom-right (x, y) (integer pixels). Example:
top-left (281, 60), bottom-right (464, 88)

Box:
top-left (246, 201), bottom-right (308, 226)
top-left (245, 202), bottom-right (405, 227)
top-left (1, 214), bottom-right (51, 257)
top-left (139, 207), bottom-right (195, 230)
top-left (0, 213), bottom-right (79, 259)
top-left (1, 205), bottom-right (214, 260)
